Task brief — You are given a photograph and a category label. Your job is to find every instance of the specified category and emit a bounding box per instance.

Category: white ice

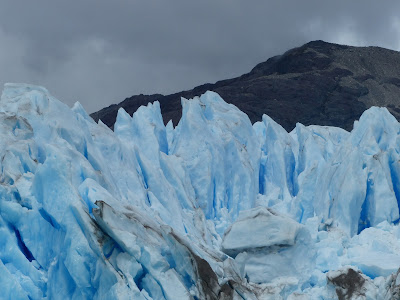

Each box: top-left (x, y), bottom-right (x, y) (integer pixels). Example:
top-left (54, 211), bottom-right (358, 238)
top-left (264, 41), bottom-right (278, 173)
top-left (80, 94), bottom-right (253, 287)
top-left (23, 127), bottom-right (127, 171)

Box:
top-left (1, 84), bottom-right (400, 299)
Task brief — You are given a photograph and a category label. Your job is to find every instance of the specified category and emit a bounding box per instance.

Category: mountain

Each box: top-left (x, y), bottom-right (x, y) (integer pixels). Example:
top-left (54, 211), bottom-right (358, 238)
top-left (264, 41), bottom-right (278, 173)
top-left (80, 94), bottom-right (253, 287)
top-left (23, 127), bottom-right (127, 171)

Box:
top-left (91, 40), bottom-right (400, 132)
top-left (3, 84), bottom-right (400, 299)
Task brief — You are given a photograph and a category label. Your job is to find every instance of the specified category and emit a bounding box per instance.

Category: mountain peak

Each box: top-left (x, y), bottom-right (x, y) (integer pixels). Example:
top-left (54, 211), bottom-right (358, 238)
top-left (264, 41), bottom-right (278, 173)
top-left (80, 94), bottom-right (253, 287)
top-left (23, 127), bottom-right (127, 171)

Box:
top-left (304, 39), bottom-right (348, 48)
top-left (91, 41), bottom-right (400, 132)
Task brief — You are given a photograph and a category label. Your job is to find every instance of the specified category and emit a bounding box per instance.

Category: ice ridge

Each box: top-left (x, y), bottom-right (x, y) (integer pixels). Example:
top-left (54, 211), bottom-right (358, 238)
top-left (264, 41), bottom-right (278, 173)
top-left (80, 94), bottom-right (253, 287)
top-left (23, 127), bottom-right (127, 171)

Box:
top-left (1, 83), bottom-right (400, 299)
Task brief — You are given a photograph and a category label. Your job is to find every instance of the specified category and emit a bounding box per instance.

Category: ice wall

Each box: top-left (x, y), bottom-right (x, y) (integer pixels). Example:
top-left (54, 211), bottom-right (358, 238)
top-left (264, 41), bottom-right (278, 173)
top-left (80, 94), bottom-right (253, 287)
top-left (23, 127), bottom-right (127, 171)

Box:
top-left (1, 84), bottom-right (400, 299)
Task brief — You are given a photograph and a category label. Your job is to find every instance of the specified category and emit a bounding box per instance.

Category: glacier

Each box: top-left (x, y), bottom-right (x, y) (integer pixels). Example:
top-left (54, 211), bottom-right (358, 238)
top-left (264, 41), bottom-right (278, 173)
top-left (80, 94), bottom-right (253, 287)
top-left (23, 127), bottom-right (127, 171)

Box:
top-left (1, 83), bottom-right (400, 299)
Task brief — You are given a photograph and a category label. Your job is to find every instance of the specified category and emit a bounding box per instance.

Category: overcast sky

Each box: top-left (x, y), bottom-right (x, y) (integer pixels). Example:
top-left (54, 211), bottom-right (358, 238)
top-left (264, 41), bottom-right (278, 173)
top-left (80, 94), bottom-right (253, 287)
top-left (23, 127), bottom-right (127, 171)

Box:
top-left (1, 0), bottom-right (400, 113)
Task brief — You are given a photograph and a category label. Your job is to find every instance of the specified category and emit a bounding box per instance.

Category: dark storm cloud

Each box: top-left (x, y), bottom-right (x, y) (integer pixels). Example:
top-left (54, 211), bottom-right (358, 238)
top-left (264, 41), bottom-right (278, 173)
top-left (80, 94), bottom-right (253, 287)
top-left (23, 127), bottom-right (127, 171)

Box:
top-left (0, 0), bottom-right (399, 113)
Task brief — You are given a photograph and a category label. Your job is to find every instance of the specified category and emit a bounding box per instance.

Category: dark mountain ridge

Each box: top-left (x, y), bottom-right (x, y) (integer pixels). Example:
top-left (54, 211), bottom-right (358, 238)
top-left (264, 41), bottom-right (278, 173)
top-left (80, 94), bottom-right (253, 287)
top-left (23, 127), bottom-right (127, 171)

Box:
top-left (91, 40), bottom-right (400, 131)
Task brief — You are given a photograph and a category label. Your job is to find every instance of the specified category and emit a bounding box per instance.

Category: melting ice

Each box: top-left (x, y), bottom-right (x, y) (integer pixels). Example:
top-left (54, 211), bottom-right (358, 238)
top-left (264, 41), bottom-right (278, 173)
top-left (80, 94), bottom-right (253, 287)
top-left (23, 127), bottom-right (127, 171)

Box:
top-left (1, 83), bottom-right (400, 299)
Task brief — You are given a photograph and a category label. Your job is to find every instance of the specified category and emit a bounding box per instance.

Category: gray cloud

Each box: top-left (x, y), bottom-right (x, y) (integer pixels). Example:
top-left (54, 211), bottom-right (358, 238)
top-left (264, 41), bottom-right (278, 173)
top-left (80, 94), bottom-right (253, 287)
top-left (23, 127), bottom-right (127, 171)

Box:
top-left (0, 0), bottom-right (399, 113)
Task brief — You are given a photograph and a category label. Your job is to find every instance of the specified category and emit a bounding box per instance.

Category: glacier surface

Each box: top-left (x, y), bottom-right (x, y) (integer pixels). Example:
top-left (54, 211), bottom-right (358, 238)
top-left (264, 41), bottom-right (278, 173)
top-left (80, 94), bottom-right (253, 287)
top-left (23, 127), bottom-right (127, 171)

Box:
top-left (1, 83), bottom-right (400, 299)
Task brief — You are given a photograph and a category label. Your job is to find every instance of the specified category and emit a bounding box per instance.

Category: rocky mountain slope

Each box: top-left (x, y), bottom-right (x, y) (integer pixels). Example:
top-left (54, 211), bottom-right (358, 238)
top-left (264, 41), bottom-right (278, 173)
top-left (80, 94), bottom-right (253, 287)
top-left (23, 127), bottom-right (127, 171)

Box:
top-left (91, 40), bottom-right (400, 131)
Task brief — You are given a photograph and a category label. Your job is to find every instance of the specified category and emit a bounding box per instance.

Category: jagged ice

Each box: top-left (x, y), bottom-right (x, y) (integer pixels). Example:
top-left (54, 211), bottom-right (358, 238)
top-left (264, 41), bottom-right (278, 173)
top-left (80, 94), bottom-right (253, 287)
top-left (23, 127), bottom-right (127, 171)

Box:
top-left (1, 83), bottom-right (400, 299)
